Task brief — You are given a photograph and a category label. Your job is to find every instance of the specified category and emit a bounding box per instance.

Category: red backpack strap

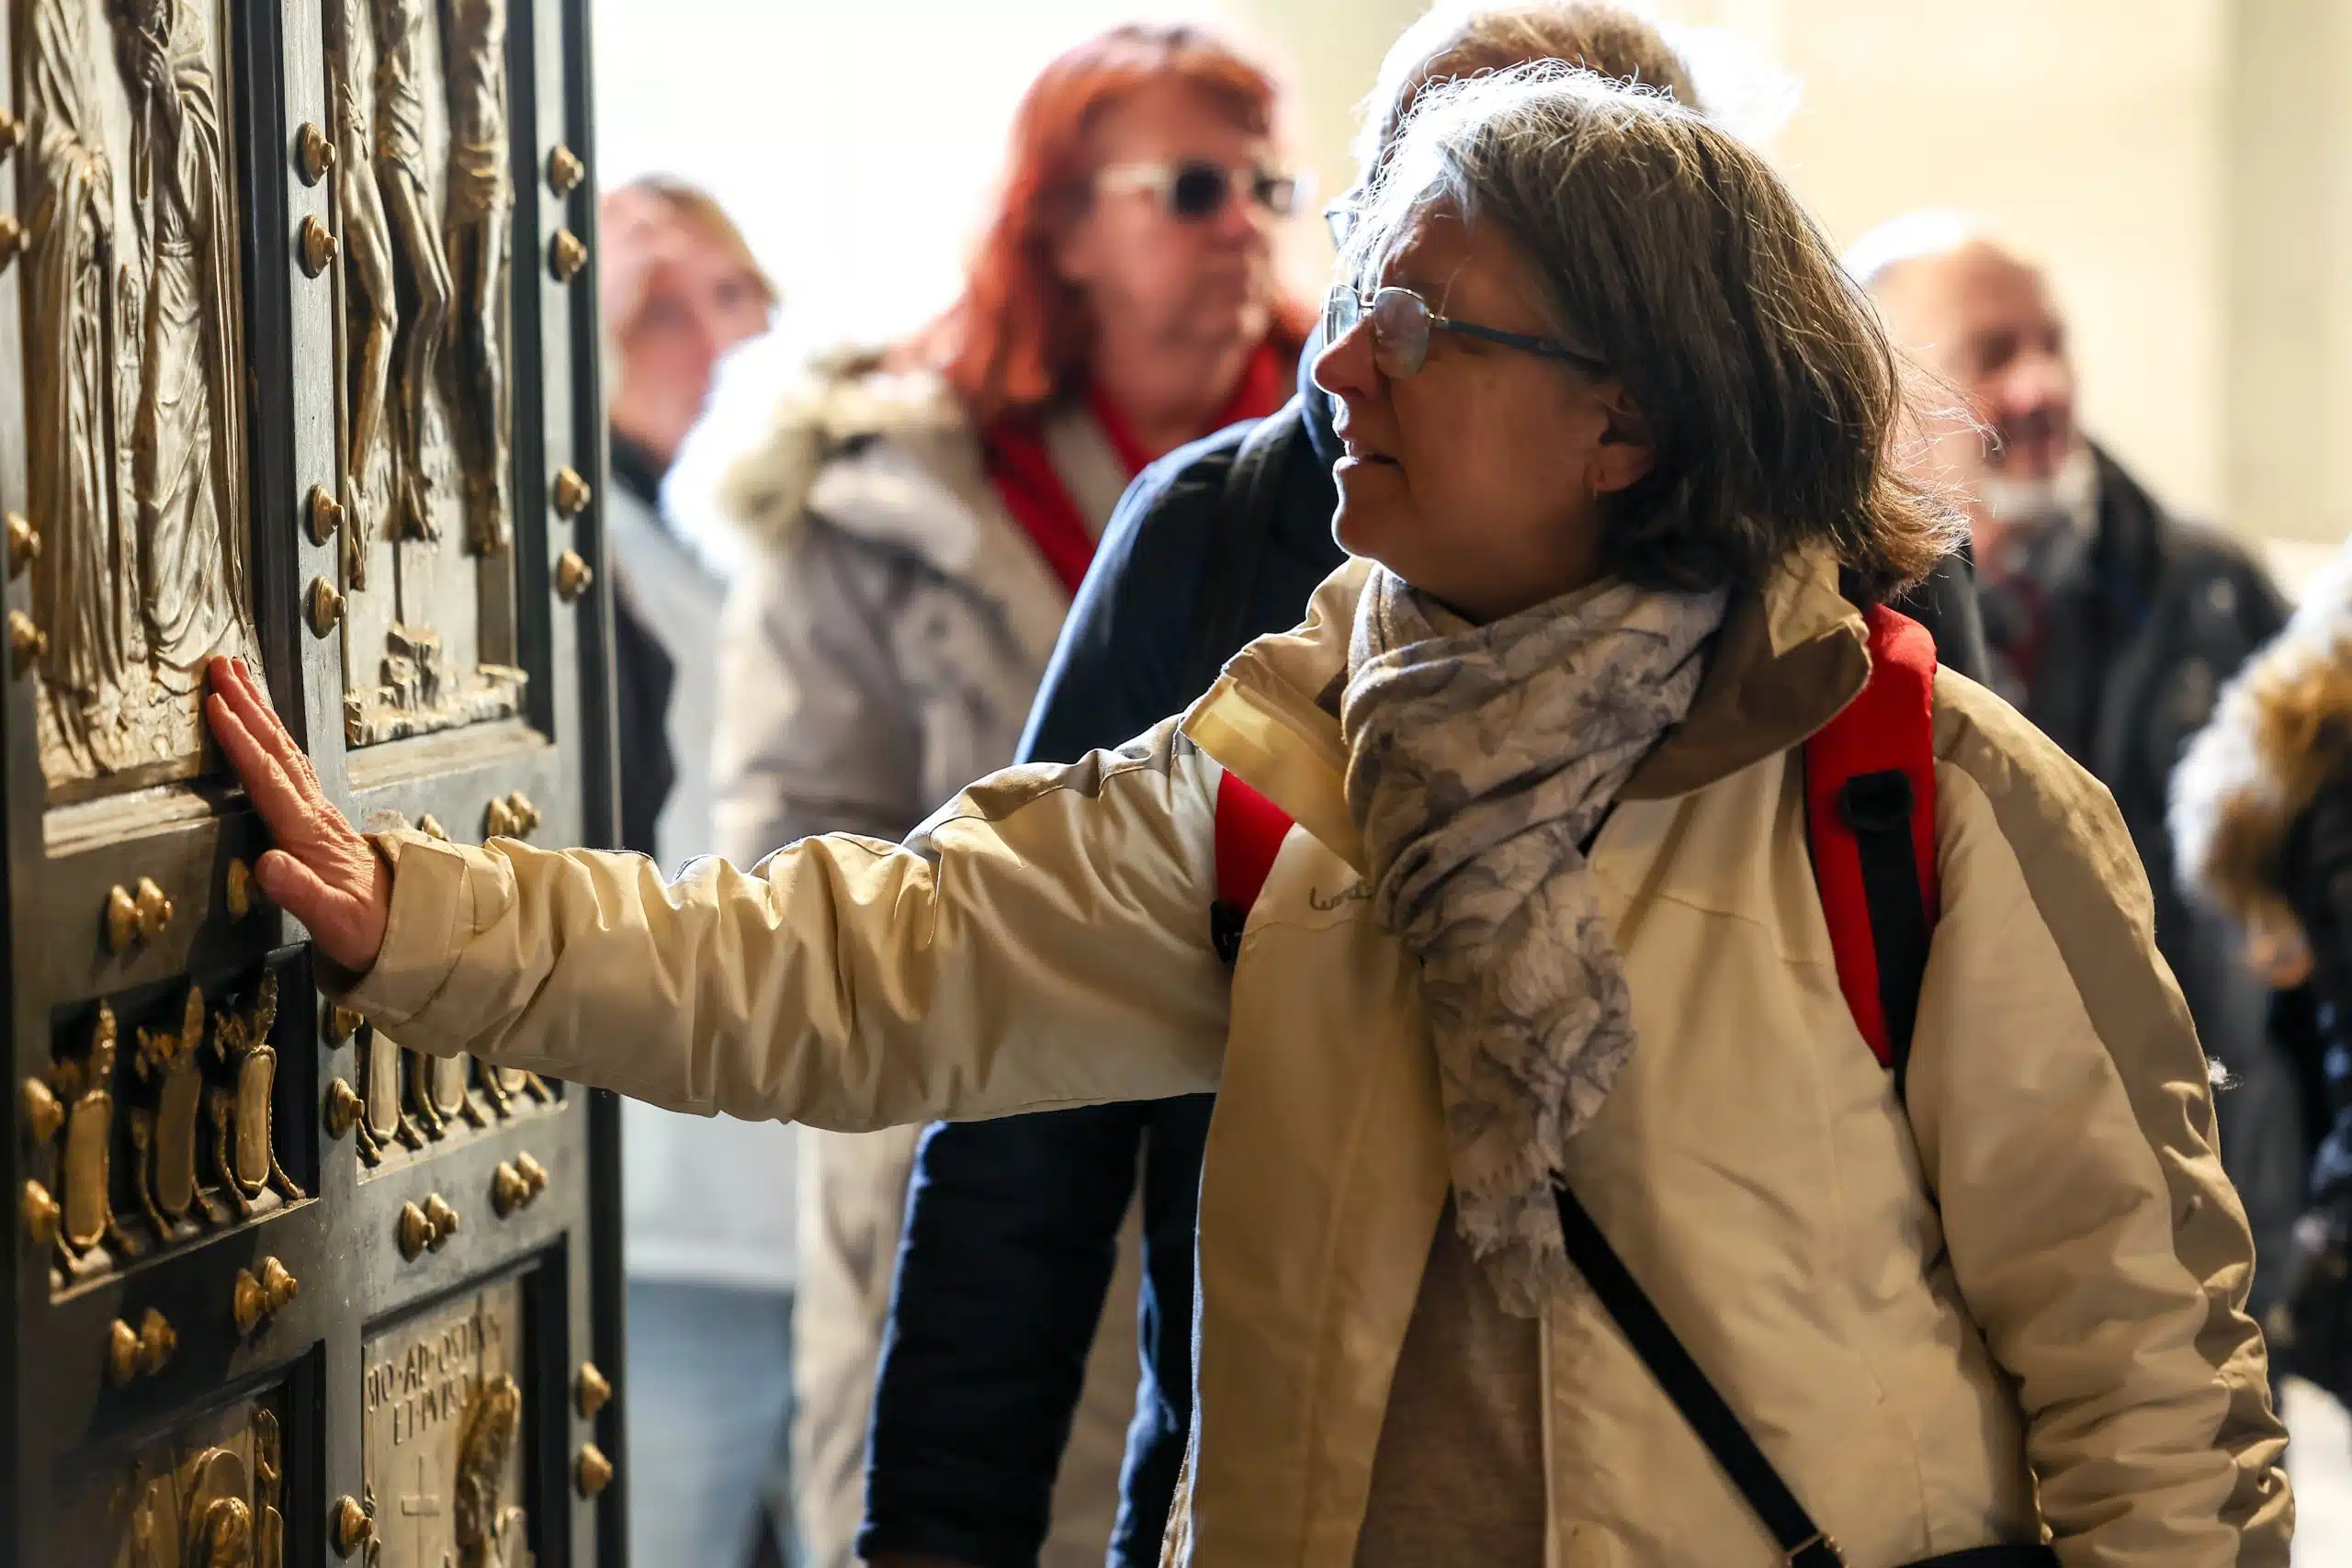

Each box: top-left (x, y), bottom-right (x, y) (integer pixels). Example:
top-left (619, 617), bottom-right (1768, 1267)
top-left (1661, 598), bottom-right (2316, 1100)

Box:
top-left (1804, 604), bottom-right (1940, 1099)
top-left (1212, 769), bottom-right (1295, 965)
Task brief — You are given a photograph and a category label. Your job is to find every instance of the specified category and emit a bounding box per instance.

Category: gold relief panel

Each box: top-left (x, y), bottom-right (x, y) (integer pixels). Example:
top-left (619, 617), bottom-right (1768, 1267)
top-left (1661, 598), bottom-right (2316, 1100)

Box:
top-left (16, 0), bottom-right (262, 801)
top-left (355, 1021), bottom-right (555, 1172)
top-left (206, 974), bottom-right (302, 1220)
top-left (363, 1278), bottom-right (534, 1568)
top-left (47, 1393), bottom-right (287, 1568)
top-left (38, 974), bottom-right (303, 1287)
top-left (324, 0), bottom-right (526, 750)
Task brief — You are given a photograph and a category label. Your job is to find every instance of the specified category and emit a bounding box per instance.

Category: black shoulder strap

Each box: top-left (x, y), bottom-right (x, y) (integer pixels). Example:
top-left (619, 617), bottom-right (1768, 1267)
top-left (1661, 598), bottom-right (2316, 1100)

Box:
top-left (1184, 404), bottom-right (1304, 699)
top-left (1840, 773), bottom-right (1933, 1104)
top-left (1551, 1181), bottom-right (1847, 1568)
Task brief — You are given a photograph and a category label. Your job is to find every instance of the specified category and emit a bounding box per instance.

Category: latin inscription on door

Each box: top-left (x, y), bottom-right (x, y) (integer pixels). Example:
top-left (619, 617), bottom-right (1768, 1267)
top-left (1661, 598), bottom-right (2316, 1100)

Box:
top-left (362, 1278), bottom-right (533, 1568)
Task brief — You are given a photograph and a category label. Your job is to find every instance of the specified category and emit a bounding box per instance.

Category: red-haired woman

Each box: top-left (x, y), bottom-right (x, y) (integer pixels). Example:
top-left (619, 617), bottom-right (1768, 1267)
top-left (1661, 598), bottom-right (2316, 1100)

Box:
top-left (688, 25), bottom-right (1309, 1568)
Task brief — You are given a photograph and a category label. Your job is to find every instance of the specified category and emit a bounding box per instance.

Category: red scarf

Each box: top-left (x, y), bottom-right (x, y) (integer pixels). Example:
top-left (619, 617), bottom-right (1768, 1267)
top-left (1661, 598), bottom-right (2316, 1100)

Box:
top-left (980, 340), bottom-right (1290, 596)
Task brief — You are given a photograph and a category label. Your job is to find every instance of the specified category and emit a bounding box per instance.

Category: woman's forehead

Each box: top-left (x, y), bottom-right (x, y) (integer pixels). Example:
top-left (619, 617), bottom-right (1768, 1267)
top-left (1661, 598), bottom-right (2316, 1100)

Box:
top-left (1088, 77), bottom-right (1271, 162)
top-left (1375, 205), bottom-right (1542, 320)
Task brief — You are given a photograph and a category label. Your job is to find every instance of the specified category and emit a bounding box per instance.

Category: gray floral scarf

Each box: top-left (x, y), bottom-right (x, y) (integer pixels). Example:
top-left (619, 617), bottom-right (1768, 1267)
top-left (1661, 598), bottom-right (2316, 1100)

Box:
top-left (1341, 566), bottom-right (1728, 1314)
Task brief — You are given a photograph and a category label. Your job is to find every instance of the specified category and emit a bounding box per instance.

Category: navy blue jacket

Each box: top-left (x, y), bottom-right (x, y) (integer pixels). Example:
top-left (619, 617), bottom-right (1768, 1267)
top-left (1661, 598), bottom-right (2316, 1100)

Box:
top-left (860, 346), bottom-right (1991, 1568)
top-left (859, 348), bottom-right (1343, 1568)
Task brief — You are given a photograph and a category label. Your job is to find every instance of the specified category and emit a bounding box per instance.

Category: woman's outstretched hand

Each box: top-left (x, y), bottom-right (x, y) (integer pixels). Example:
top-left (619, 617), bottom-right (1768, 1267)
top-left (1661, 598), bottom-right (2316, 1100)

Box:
top-left (204, 656), bottom-right (391, 975)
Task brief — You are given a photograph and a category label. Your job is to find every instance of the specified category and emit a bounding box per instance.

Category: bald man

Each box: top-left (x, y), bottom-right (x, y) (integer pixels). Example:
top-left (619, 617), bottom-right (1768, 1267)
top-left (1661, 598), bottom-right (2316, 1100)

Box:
top-left (1856, 213), bottom-right (2305, 1329)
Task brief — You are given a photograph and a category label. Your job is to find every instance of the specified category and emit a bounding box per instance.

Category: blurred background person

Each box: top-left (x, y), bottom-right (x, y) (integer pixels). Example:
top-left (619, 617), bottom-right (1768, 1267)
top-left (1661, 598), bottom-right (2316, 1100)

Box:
top-left (598, 176), bottom-right (797, 1568)
top-left (2176, 542), bottom-right (2352, 1420)
top-left (603, 177), bottom-right (777, 866)
top-left (1851, 213), bottom-right (2301, 1328)
top-left (690, 25), bottom-right (1310, 1568)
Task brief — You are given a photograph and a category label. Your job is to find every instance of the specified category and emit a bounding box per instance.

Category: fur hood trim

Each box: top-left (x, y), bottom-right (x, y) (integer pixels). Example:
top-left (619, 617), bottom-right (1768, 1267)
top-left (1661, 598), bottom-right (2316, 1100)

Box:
top-left (2170, 542), bottom-right (2352, 942)
top-left (664, 338), bottom-right (989, 568)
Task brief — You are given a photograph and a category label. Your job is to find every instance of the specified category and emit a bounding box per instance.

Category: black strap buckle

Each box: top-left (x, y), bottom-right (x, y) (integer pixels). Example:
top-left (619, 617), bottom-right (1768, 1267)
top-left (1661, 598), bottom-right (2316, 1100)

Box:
top-left (1209, 901), bottom-right (1246, 967)
top-left (1837, 770), bottom-right (1915, 833)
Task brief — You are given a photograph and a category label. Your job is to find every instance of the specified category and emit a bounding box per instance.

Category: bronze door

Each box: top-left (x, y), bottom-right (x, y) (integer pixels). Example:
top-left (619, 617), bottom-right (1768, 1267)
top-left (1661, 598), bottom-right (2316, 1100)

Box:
top-left (0, 2), bottom-right (625, 1563)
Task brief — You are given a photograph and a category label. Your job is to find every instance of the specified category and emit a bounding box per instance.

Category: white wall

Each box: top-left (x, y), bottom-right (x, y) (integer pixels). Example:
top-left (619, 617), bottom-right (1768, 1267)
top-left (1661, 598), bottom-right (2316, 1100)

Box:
top-left (1664, 0), bottom-right (2233, 523)
top-left (593, 0), bottom-right (1130, 346)
top-left (1665, 0), bottom-right (2352, 565)
top-left (592, 0), bottom-right (2349, 558)
top-left (589, 0), bottom-right (1420, 348)
top-left (2222, 0), bottom-right (2352, 551)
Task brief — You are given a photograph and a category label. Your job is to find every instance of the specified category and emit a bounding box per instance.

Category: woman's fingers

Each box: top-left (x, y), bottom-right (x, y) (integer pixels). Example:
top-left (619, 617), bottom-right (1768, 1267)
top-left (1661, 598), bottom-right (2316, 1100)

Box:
top-left (208, 659), bottom-right (335, 839)
top-left (204, 689), bottom-right (310, 835)
top-left (223, 657), bottom-right (311, 786)
top-left (204, 659), bottom-right (395, 975)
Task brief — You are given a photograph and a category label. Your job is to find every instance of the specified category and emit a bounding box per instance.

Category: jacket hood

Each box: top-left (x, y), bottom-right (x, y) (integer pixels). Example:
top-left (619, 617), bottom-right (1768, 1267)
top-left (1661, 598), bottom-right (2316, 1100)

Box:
top-left (1185, 548), bottom-right (1871, 870)
top-left (2170, 541), bottom-right (2352, 942)
top-left (668, 337), bottom-right (1133, 597)
top-left (667, 337), bottom-right (974, 551)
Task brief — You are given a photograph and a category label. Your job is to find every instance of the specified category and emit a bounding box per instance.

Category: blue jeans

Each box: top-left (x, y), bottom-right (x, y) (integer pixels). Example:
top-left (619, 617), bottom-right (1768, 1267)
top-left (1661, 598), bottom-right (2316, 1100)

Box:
top-left (627, 1279), bottom-right (798, 1568)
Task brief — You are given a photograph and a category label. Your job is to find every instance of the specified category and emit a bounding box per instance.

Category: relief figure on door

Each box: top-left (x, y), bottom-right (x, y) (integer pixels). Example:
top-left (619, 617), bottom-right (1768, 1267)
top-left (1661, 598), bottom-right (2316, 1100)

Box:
top-left (371, 0), bottom-right (452, 544)
top-left (443, 0), bottom-right (513, 558)
top-left (335, 0), bottom-right (529, 747)
top-left (328, 0), bottom-right (400, 584)
top-left (113, 0), bottom-right (253, 684)
top-left (17, 0), bottom-right (256, 795)
top-left (21, 0), bottom-right (131, 775)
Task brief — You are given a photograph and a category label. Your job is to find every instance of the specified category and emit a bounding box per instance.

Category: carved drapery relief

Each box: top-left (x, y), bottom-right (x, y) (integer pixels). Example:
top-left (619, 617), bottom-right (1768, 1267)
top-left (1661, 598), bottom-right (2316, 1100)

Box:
top-left (17, 0), bottom-right (258, 796)
top-left (328, 0), bottom-right (525, 748)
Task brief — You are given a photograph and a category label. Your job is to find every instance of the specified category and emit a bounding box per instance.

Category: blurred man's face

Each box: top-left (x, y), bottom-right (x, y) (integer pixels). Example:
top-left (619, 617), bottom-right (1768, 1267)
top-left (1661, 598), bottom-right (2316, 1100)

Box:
top-left (1874, 241), bottom-right (2079, 490)
top-left (612, 220), bottom-right (771, 468)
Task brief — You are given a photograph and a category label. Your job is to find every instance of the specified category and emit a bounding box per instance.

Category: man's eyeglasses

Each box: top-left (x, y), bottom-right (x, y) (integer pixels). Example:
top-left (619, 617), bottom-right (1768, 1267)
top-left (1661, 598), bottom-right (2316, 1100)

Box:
top-left (1323, 284), bottom-right (1608, 379)
top-left (1095, 160), bottom-right (1306, 223)
top-left (1323, 195), bottom-right (1362, 251)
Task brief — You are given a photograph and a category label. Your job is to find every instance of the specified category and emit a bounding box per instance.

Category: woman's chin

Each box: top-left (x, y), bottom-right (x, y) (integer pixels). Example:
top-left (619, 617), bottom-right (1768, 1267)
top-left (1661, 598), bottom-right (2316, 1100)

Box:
top-left (1332, 516), bottom-right (1420, 587)
top-left (1330, 502), bottom-right (1386, 564)
top-left (1331, 479), bottom-right (1411, 560)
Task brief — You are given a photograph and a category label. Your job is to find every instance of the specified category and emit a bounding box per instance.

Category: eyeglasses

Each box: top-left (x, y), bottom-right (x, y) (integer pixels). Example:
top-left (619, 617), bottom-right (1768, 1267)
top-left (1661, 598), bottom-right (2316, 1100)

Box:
top-left (1324, 284), bottom-right (1608, 379)
top-left (1323, 194), bottom-right (1361, 251)
top-left (1095, 160), bottom-right (1306, 223)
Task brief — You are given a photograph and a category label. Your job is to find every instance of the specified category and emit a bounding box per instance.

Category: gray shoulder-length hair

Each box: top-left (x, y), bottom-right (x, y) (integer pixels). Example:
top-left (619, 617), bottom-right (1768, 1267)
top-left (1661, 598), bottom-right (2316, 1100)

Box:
top-left (1355, 2), bottom-right (1703, 176)
top-left (1340, 64), bottom-right (1962, 600)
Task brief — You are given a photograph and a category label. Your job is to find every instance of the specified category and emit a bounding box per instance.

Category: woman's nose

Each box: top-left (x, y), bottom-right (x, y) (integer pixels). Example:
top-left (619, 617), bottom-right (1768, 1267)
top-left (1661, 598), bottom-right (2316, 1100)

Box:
top-left (1312, 313), bottom-right (1378, 403)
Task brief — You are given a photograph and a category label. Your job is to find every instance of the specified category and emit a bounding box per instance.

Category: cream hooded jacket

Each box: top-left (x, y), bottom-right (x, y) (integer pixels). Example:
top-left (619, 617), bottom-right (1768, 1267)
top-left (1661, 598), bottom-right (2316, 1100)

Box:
top-left (340, 553), bottom-right (2290, 1568)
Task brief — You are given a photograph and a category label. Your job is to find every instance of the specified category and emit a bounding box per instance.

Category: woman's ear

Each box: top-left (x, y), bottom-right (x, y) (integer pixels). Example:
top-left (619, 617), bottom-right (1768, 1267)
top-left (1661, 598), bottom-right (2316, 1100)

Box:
top-left (1591, 383), bottom-right (1657, 496)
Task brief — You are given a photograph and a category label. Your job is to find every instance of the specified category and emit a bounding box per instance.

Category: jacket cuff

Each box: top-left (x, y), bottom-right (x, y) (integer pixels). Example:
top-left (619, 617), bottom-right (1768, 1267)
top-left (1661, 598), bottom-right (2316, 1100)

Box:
top-left (332, 830), bottom-right (478, 1031)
